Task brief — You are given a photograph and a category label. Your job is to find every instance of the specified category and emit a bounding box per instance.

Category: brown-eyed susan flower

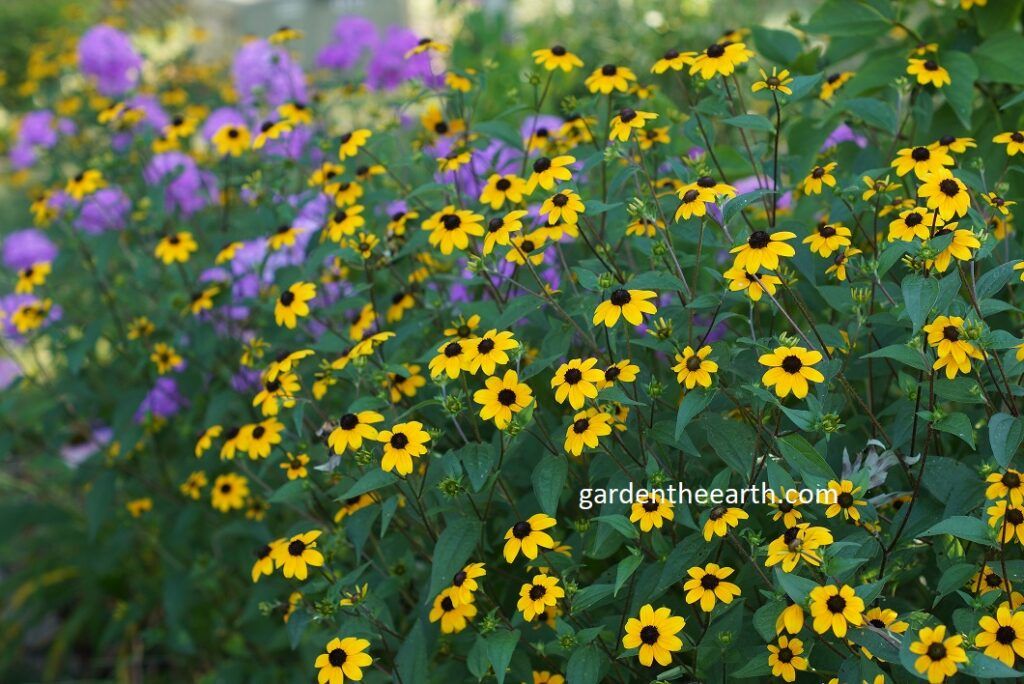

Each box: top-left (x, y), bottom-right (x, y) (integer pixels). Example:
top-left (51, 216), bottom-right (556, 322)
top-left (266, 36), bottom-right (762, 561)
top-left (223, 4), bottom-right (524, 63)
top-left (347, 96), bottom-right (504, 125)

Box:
top-left (861, 174), bottom-right (899, 201)
top-left (689, 41), bottom-right (752, 79)
top-left (238, 418), bottom-right (284, 459)
top-left (994, 130), bottom-right (1024, 156)
top-left (211, 473), bottom-right (249, 512)
top-left (188, 285), bottom-right (220, 315)
top-left (767, 491), bottom-right (804, 528)
top-left (334, 494), bottom-right (377, 523)
top-left (563, 408), bottom-right (613, 457)
top-left (800, 162), bottom-right (838, 195)
top-left (483, 210), bottom-right (526, 255)
top-left (674, 186), bottom-right (713, 221)
top-left (651, 48), bottom-right (696, 73)
top-left (973, 565), bottom-right (1013, 595)
top-left (629, 492), bottom-right (674, 532)
top-left (338, 129), bottom-right (372, 160)
top-left (723, 267), bottom-right (781, 301)
top-left (864, 606), bottom-right (909, 638)
top-left (703, 505), bottom-right (748, 541)
top-left (422, 205), bottom-right (485, 255)
top-left (825, 248), bottom-right (861, 281)
top-left (910, 625), bottom-right (968, 683)
top-left (987, 470), bottom-right (1024, 506)
top-left (683, 563), bottom-right (741, 612)
top-left (540, 189), bottom-right (585, 224)
top-left (988, 500), bottom-right (1024, 544)
top-left (598, 359), bottom-right (639, 389)
top-left (450, 562), bottom-right (486, 605)
top-left (126, 498), bottom-right (152, 517)
top-left (506, 230), bottom-right (547, 266)
top-left (923, 315), bottom-right (984, 379)
top-left (551, 358), bottom-right (604, 409)
top-left (638, 126), bottom-right (670, 150)
top-left (65, 169), bottom-right (105, 200)
top-left (283, 591), bottom-right (302, 623)
top-left (251, 539), bottom-right (281, 582)
top-left (405, 36), bottom-right (448, 58)
top-left (216, 241), bottom-right (243, 264)
top-left (776, 600), bottom-right (805, 634)
top-left (803, 221), bottom-right (851, 258)
top-left (180, 471), bottom-right (208, 499)
top-left (465, 329), bottom-right (518, 376)
top-left (752, 67), bottom-right (793, 95)
top-left (383, 364), bottom-right (425, 403)
top-left (503, 513), bottom-right (556, 563)
top-left (765, 524), bottom-right (833, 572)
top-left (730, 230), bottom-right (796, 272)
top-left (525, 155), bottom-right (575, 194)
top-left (275, 281), bottom-right (316, 329)
top-left (535, 217), bottom-right (577, 242)
top-left (328, 410), bottom-right (384, 454)
top-left (128, 316), bottom-right (155, 340)
top-left (808, 584), bottom-right (864, 638)
top-left (759, 346), bottom-right (825, 399)
top-left (325, 205), bottom-right (365, 242)
top-left (268, 224), bottom-right (302, 251)
top-left (625, 217), bottom-right (664, 237)
top-left (608, 108), bottom-right (657, 142)
top-left (195, 425), bottom-right (222, 457)
top-left (934, 135), bottom-right (976, 154)
top-left (348, 232), bottom-right (379, 260)
top-left (280, 453), bottom-right (309, 480)
top-left (532, 671), bottom-right (564, 684)
top-left (266, 349), bottom-right (314, 382)
top-left (9, 298), bottom-right (52, 335)
top-left (150, 342), bottom-right (182, 374)
top-left (892, 144), bottom-right (954, 180)
top-left (918, 169), bottom-right (970, 220)
top-left (387, 208), bottom-right (418, 237)
top-left (532, 45), bottom-right (583, 72)
top-left (983, 192), bottom-right (1016, 216)
top-left (824, 479), bottom-right (867, 522)
top-left (479, 174), bottom-right (526, 210)
top-left (378, 421), bottom-right (430, 476)
top-left (593, 289), bottom-right (657, 328)
top-left (429, 339), bottom-right (469, 379)
top-left (672, 346), bottom-right (718, 390)
top-left (314, 637), bottom-right (372, 684)
top-left (767, 636), bottom-right (807, 682)
top-left (621, 604), bottom-right (685, 667)
top-left (386, 292), bottom-right (415, 323)
top-left (907, 57), bottom-right (951, 87)
top-left (252, 119), bottom-right (292, 149)
top-left (584, 64), bottom-right (636, 94)
top-left (429, 588), bottom-right (476, 633)
top-left (444, 71), bottom-right (471, 92)
top-left (437, 149), bottom-right (472, 172)
top-left (15, 262), bottom-right (50, 294)
top-left (333, 180), bottom-right (363, 206)
top-left (271, 530), bottom-right (324, 580)
top-left (976, 605), bottom-right (1024, 668)
top-left (212, 124), bottom-right (251, 156)
top-left (820, 71), bottom-right (854, 100)
top-left (474, 369), bottom-right (534, 429)
top-left (219, 428), bottom-right (245, 460)
top-left (888, 207), bottom-right (932, 242)
top-left (154, 231), bottom-right (198, 264)
top-left (518, 574), bottom-right (564, 621)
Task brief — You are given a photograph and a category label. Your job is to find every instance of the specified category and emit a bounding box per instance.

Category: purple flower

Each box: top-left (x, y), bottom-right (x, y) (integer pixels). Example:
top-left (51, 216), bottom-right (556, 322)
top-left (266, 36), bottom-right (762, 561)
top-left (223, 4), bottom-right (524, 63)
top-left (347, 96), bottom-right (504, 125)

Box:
top-left (521, 114), bottom-right (563, 149)
top-left (60, 425), bottom-right (112, 468)
top-left (9, 110), bottom-right (74, 170)
top-left (822, 123), bottom-right (867, 150)
top-left (144, 152), bottom-right (218, 217)
top-left (75, 187), bottom-right (131, 234)
top-left (134, 377), bottom-right (188, 423)
top-left (2, 229), bottom-right (57, 269)
top-left (230, 367), bottom-right (262, 393)
top-left (77, 25), bottom-right (142, 96)
top-left (366, 27), bottom-right (440, 91)
top-left (0, 357), bottom-right (21, 391)
top-left (125, 94), bottom-right (171, 132)
top-left (317, 15), bottom-right (378, 70)
top-left (232, 40), bottom-right (307, 107)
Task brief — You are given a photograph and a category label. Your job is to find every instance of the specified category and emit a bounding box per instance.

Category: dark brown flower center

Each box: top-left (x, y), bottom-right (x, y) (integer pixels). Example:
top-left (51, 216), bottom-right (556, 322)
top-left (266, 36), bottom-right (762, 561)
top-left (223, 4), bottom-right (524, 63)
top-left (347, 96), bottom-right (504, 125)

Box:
top-left (911, 146), bottom-right (931, 161)
top-left (942, 325), bottom-right (959, 341)
top-left (497, 388), bottom-right (517, 406)
top-left (563, 368), bottom-right (583, 384)
top-left (551, 45), bottom-right (566, 56)
top-left (610, 289), bottom-right (631, 306)
top-left (1003, 471), bottom-right (1021, 488)
top-left (601, 64), bottom-right (617, 76)
top-left (640, 625), bottom-right (660, 644)
top-left (939, 179), bottom-right (960, 197)
top-left (700, 574), bottom-right (720, 590)
top-left (706, 43), bottom-right (725, 58)
top-left (389, 432), bottom-right (409, 449)
top-left (781, 355), bottom-right (803, 373)
top-left (339, 413), bottom-right (358, 430)
top-left (444, 342), bottom-right (462, 358)
top-left (495, 177), bottom-right (512, 191)
top-left (748, 230), bottom-right (770, 249)
top-left (825, 595), bottom-right (846, 614)
top-left (288, 540), bottom-right (306, 556)
top-left (512, 521), bottom-right (532, 538)
top-left (572, 418), bottom-right (590, 434)
top-left (529, 584), bottom-right (547, 600)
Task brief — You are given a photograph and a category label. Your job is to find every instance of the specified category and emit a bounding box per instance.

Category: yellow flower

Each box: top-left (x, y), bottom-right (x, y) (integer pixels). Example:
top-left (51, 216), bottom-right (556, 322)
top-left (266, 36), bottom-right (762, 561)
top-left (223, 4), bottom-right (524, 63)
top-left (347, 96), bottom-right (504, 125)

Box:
top-left (445, 71), bottom-right (472, 92)
top-left (976, 605), bottom-right (1024, 668)
top-left (651, 48), bottom-right (696, 74)
top-left (338, 129), bottom-right (372, 160)
top-left (189, 285), bottom-right (220, 315)
top-left (891, 144), bottom-right (954, 179)
top-left (608, 108), bottom-right (657, 142)
top-left (776, 600), bottom-right (805, 634)
top-left (630, 492), bottom-right (674, 532)
top-left (252, 119), bottom-right (292, 149)
top-left (348, 232), bottom-right (379, 260)
top-left (972, 564), bottom-right (1013, 595)
top-left (211, 473), bottom-right (249, 512)
top-left (194, 425), bottom-right (222, 457)
top-left (759, 345), bottom-right (825, 399)
top-left (820, 71), bottom-right (854, 100)
top-left (437, 149), bottom-right (472, 172)
top-left (378, 421), bottom-right (431, 476)
top-left (465, 329), bottom-right (518, 376)
top-left (449, 562), bottom-right (486, 605)
top-left (825, 248), bottom-right (861, 281)
top-left (250, 539), bottom-right (281, 582)
top-left (404, 36), bottom-right (448, 58)
top-left (994, 130), bottom-right (1024, 156)
top-left (563, 408), bottom-right (613, 457)
top-left (483, 210), bottom-right (526, 255)
top-left (179, 471), bottom-right (208, 499)
top-left (765, 524), bottom-right (833, 572)
top-left (808, 584), bottom-right (864, 638)
top-left (598, 359), bottom-right (639, 389)
top-left (983, 192), bottom-right (1016, 216)
top-left (888, 207), bottom-right (932, 242)
top-left (907, 57), bottom-right (952, 87)
top-left (65, 169), bottom-right (105, 200)
top-left (803, 221), bottom-right (851, 258)
top-left (683, 563), bottom-right (741, 612)
top-left (275, 281), bottom-right (317, 329)
top-left (861, 174), bottom-right (899, 201)
top-left (15, 261), bottom-right (51, 294)
top-left (268, 224), bottom-right (303, 251)
top-left (918, 169), bottom-right (970, 220)
top-left (314, 637), bottom-right (372, 684)
top-left (909, 625), bottom-right (968, 683)
top-left (429, 588), bottom-right (476, 633)
top-left (150, 342), bottom-right (182, 374)
top-left (479, 174), bottom-right (526, 210)
top-left (935, 135), bottom-right (977, 154)
top-left (800, 161), bottom-right (838, 195)
top-left (271, 530), bottom-right (324, 580)
top-left (517, 574), bottom-right (564, 621)
top-left (532, 45), bottom-right (583, 72)
top-left (328, 410), bottom-right (384, 455)
top-left (689, 41), bottom-right (752, 79)
top-left (154, 232), bottom-right (198, 264)
top-left (702, 505), bottom-right (748, 541)
top-left (551, 358), bottom-right (604, 409)
top-left (584, 64), bottom-right (636, 94)
top-left (280, 453), bottom-right (309, 480)
top-left (474, 369), bottom-right (534, 429)
top-left (540, 189), bottom-right (585, 224)
top-left (672, 346), bottom-right (718, 390)
top-left (126, 498), bottom-right (152, 517)
top-left (625, 217), bottom-right (664, 237)
top-left (923, 314), bottom-right (984, 378)
top-left (621, 604), bottom-right (685, 667)
top-left (723, 267), bottom-right (781, 301)
top-left (988, 499), bottom-right (1024, 544)
top-left (503, 513), bottom-right (556, 562)
top-left (823, 479), bottom-right (867, 522)
top-left (593, 289), bottom-right (657, 327)
top-left (767, 636), bottom-right (808, 682)
top-left (525, 155), bottom-right (576, 194)
top-left (987, 470), bottom-right (1024, 506)
top-left (422, 205), bottom-right (486, 255)
top-left (751, 67), bottom-right (793, 95)
top-left (237, 418), bottom-right (285, 459)
top-left (730, 230), bottom-right (796, 272)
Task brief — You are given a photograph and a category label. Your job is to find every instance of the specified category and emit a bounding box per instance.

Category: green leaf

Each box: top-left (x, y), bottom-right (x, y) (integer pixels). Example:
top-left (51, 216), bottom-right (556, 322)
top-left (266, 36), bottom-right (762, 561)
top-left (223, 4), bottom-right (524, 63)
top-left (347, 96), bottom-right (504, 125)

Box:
top-left (676, 388), bottom-right (715, 439)
top-left (863, 344), bottom-right (929, 371)
top-left (426, 518), bottom-right (482, 598)
top-left (775, 569), bottom-right (818, 603)
top-left (961, 652), bottom-right (1024, 677)
top-left (920, 515), bottom-right (996, 547)
top-left (901, 274), bottom-right (938, 331)
top-left (943, 51), bottom-right (978, 128)
top-left (802, 0), bottom-right (890, 36)
top-left (613, 551), bottom-right (643, 596)
top-left (594, 514), bottom-right (639, 540)
top-left (565, 644), bottom-right (604, 684)
top-left (974, 31), bottom-right (1024, 85)
top-left (842, 97), bottom-right (897, 133)
top-left (533, 454), bottom-right (567, 516)
top-left (704, 414), bottom-right (757, 475)
top-left (456, 443), bottom-right (494, 492)
top-left (724, 114), bottom-right (775, 132)
top-left (847, 628), bottom-right (900, 663)
top-left (776, 434), bottom-right (836, 482)
top-left (723, 189), bottom-right (772, 224)
top-left (990, 413), bottom-right (1023, 468)
top-left (336, 469), bottom-right (398, 500)
top-left (485, 629), bottom-right (519, 684)
top-left (752, 26), bottom-right (803, 64)
top-left (934, 412), bottom-right (976, 449)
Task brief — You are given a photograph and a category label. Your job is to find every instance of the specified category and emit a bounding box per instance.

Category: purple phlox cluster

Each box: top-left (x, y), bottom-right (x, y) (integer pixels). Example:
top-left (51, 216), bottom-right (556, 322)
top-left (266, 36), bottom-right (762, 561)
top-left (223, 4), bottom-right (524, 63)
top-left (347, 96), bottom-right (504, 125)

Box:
top-left (822, 123), bottom-right (868, 150)
top-left (75, 186), bottom-right (131, 234)
top-left (144, 152), bottom-right (219, 217)
top-left (316, 15), bottom-right (379, 70)
top-left (9, 110), bottom-right (76, 170)
top-left (60, 424), bottom-right (113, 468)
top-left (134, 377), bottom-right (188, 423)
top-left (77, 24), bottom-right (143, 96)
top-left (366, 26), bottom-right (442, 91)
top-left (2, 229), bottom-right (58, 269)
top-left (232, 40), bottom-right (307, 107)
